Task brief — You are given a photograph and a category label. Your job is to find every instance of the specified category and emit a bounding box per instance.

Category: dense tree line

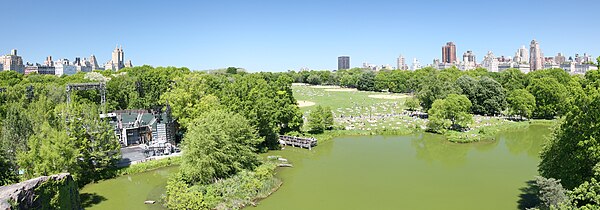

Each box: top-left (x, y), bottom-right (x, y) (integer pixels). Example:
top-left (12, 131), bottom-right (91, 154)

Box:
top-left (287, 67), bottom-right (584, 124)
top-left (0, 75), bottom-right (114, 186)
top-left (0, 66), bottom-right (192, 186)
top-left (160, 70), bottom-right (303, 209)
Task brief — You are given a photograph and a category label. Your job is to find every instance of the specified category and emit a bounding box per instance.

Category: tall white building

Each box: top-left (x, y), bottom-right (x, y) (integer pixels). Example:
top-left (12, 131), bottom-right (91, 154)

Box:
top-left (461, 50), bottom-right (476, 70)
top-left (54, 59), bottom-right (77, 76)
top-left (105, 45), bottom-right (130, 71)
top-left (514, 45), bottom-right (529, 64)
top-left (481, 51), bottom-right (499, 72)
top-left (529, 40), bottom-right (543, 71)
top-left (411, 58), bottom-right (421, 70)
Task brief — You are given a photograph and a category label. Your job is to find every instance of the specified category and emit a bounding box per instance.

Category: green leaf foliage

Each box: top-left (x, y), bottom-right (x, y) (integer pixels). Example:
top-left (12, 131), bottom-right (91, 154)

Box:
top-left (528, 77), bottom-right (568, 119)
top-left (539, 88), bottom-right (600, 189)
top-left (180, 109), bottom-right (261, 185)
top-left (427, 94), bottom-right (472, 133)
top-left (507, 89), bottom-right (536, 119)
top-left (308, 105), bottom-right (334, 134)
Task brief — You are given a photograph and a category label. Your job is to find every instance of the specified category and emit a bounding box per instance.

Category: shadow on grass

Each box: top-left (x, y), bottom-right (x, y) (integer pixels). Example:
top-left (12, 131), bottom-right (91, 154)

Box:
top-left (518, 180), bottom-right (540, 209)
top-left (80, 192), bottom-right (108, 208)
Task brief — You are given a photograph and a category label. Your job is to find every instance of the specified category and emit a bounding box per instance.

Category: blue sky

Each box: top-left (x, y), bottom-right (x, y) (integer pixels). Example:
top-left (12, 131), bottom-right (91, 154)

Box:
top-left (1, 0), bottom-right (598, 72)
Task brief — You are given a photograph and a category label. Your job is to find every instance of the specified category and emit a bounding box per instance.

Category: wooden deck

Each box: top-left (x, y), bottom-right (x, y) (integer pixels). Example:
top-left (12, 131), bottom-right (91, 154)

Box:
top-left (279, 135), bottom-right (318, 150)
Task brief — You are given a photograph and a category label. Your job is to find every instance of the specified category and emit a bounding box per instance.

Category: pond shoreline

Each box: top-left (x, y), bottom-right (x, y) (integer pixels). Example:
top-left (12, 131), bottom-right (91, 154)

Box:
top-left (303, 118), bottom-right (555, 145)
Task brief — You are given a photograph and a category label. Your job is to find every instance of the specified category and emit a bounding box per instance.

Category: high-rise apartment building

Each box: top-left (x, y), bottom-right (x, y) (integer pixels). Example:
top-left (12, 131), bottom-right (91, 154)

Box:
top-left (0, 49), bottom-right (25, 73)
top-left (514, 46), bottom-right (529, 64)
top-left (481, 51), bottom-right (499, 72)
top-left (554, 53), bottom-right (566, 64)
top-left (105, 45), bottom-right (126, 71)
top-left (338, 56), bottom-right (350, 70)
top-left (396, 55), bottom-right (407, 70)
top-left (529, 40), bottom-right (543, 71)
top-left (442, 42), bottom-right (457, 64)
top-left (90, 55), bottom-right (100, 70)
top-left (462, 50), bottom-right (476, 63)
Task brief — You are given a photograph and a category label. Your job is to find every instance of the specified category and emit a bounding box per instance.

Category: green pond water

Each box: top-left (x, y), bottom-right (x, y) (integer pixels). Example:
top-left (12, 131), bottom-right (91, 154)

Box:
top-left (81, 125), bottom-right (550, 210)
top-left (80, 166), bottom-right (178, 210)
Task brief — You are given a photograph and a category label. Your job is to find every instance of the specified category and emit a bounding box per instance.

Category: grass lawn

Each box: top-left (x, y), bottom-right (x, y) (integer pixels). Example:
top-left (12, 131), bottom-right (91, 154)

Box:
top-left (291, 83), bottom-right (556, 143)
top-left (292, 84), bottom-right (426, 131)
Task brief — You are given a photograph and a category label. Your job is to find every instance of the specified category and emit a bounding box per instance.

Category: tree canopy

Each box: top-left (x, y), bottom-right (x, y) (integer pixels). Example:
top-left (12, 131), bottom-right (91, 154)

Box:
top-left (507, 89), bottom-right (536, 119)
top-left (180, 109), bottom-right (261, 185)
top-left (307, 105), bottom-right (334, 134)
top-left (427, 94), bottom-right (472, 133)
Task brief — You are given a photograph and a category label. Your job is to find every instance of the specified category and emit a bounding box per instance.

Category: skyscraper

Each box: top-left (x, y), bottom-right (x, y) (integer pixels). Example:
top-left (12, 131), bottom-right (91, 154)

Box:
top-left (529, 40), bottom-right (543, 71)
top-left (89, 55), bottom-right (100, 70)
top-left (105, 45), bottom-right (125, 71)
top-left (396, 55), bottom-right (407, 70)
top-left (442, 42), bottom-right (457, 64)
top-left (338, 56), bottom-right (350, 70)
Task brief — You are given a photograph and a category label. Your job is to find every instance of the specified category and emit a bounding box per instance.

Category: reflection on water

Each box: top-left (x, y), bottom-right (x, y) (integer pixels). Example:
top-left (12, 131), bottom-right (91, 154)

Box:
top-left (79, 166), bottom-right (178, 210)
top-left (256, 125), bottom-right (552, 210)
top-left (81, 125), bottom-right (552, 210)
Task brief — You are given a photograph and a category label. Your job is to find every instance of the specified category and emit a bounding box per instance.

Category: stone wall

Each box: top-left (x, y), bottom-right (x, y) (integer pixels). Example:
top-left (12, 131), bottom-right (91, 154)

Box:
top-left (0, 173), bottom-right (81, 210)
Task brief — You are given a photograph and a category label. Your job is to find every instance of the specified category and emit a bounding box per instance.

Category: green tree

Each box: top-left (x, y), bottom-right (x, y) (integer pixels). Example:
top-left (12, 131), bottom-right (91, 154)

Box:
top-left (507, 89), bottom-right (536, 120)
top-left (417, 70), bottom-right (459, 111)
top-left (427, 94), bottom-right (472, 132)
top-left (387, 70), bottom-right (410, 93)
top-left (567, 178), bottom-right (600, 208)
top-left (404, 97), bottom-right (421, 111)
top-left (499, 68), bottom-right (528, 91)
top-left (180, 109), bottom-right (261, 184)
top-left (539, 88), bottom-right (600, 189)
top-left (0, 149), bottom-right (18, 186)
top-left (17, 123), bottom-right (77, 180)
top-left (307, 105), bottom-right (333, 134)
top-left (456, 76), bottom-right (506, 115)
top-left (160, 73), bottom-right (225, 129)
top-left (164, 173), bottom-right (207, 209)
top-left (60, 103), bottom-right (121, 185)
top-left (226, 67), bottom-right (238, 74)
top-left (596, 56), bottom-right (600, 69)
top-left (426, 100), bottom-right (450, 133)
top-left (0, 102), bottom-right (33, 167)
top-left (528, 78), bottom-right (568, 119)
top-left (374, 71), bottom-right (391, 91)
top-left (535, 176), bottom-right (568, 209)
top-left (106, 74), bottom-right (139, 110)
top-left (357, 71), bottom-right (376, 91)
top-left (307, 74), bottom-right (322, 85)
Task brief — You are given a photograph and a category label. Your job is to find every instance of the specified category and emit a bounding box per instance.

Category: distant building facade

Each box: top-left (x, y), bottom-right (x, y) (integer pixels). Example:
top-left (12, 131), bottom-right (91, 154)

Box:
top-left (442, 42), bottom-right (457, 64)
top-left (105, 46), bottom-right (132, 71)
top-left (338, 56), bottom-right (350, 70)
top-left (396, 55), bottom-right (408, 70)
top-left (0, 49), bottom-right (25, 73)
top-left (529, 39), bottom-right (543, 71)
top-left (481, 51), bottom-right (499, 72)
top-left (411, 58), bottom-right (421, 70)
top-left (24, 64), bottom-right (56, 75)
top-left (54, 59), bottom-right (77, 76)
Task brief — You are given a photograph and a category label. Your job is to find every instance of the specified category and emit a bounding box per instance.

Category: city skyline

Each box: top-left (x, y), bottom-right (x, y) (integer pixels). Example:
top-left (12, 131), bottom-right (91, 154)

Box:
top-left (0, 0), bottom-right (599, 71)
